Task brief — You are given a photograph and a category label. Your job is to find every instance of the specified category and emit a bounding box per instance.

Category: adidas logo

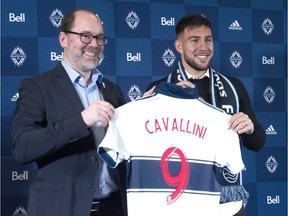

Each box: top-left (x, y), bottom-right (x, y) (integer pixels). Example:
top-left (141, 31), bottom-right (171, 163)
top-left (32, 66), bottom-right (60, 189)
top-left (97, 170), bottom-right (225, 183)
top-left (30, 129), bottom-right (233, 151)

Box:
top-left (229, 20), bottom-right (243, 30)
top-left (265, 125), bottom-right (277, 135)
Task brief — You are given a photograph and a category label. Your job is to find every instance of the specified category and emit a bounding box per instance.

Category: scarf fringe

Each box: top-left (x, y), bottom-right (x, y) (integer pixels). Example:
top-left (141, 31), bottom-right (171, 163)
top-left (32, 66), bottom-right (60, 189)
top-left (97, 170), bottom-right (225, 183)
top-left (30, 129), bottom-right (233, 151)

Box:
top-left (220, 185), bottom-right (250, 203)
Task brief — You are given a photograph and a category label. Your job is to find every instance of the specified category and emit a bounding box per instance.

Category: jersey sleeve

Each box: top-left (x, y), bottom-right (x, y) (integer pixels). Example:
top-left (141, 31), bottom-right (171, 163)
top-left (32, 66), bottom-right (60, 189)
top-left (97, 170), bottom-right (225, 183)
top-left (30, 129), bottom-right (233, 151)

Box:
top-left (218, 129), bottom-right (245, 174)
top-left (97, 115), bottom-right (130, 168)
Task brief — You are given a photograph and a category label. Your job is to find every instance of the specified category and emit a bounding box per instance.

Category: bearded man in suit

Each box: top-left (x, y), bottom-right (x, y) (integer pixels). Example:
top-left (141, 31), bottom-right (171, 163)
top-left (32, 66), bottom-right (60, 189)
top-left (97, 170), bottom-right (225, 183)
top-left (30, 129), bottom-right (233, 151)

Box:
top-left (12, 9), bottom-right (127, 216)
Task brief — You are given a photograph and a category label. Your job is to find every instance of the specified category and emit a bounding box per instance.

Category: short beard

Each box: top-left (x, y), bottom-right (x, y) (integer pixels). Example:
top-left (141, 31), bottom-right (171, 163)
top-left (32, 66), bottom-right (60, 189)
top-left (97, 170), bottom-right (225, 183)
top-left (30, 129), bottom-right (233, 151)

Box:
top-left (83, 52), bottom-right (103, 71)
top-left (74, 51), bottom-right (103, 73)
top-left (184, 56), bottom-right (211, 72)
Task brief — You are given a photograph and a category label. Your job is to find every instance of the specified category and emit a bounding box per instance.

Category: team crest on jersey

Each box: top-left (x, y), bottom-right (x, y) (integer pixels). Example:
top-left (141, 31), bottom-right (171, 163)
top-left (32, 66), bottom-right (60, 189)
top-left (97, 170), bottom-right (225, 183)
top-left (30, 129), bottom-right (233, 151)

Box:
top-left (127, 84), bottom-right (142, 101)
top-left (125, 11), bottom-right (140, 30)
top-left (162, 48), bottom-right (176, 67)
top-left (49, 8), bottom-right (64, 28)
top-left (222, 167), bottom-right (238, 183)
top-left (10, 46), bottom-right (27, 67)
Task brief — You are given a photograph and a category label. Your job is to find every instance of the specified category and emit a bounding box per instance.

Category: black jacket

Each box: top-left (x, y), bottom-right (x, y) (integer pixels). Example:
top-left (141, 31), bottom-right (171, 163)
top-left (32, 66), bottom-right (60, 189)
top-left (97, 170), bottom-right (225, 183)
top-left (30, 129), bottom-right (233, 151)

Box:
top-left (12, 63), bottom-right (127, 216)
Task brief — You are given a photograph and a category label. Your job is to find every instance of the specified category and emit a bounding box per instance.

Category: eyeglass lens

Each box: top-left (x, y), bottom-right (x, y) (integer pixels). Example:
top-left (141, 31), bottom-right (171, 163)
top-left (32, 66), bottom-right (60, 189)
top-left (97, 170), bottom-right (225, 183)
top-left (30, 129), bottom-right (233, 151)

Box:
top-left (81, 34), bottom-right (107, 45)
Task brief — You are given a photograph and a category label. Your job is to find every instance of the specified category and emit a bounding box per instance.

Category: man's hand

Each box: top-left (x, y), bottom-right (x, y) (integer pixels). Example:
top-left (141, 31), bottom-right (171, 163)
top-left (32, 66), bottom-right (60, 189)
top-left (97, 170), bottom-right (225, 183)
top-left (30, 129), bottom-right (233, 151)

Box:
top-left (81, 100), bottom-right (115, 128)
top-left (176, 80), bottom-right (195, 89)
top-left (143, 86), bottom-right (156, 97)
top-left (229, 112), bottom-right (254, 135)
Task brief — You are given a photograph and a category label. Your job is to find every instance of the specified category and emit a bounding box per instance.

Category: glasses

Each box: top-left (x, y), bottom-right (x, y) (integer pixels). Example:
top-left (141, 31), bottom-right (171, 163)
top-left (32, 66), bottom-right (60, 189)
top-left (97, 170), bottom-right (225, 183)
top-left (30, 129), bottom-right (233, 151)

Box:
top-left (64, 31), bottom-right (108, 46)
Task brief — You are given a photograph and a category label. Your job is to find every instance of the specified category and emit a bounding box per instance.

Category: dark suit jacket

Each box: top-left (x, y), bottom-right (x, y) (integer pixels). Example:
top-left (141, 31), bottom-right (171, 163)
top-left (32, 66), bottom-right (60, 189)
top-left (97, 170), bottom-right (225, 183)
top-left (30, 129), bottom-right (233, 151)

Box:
top-left (12, 63), bottom-right (127, 216)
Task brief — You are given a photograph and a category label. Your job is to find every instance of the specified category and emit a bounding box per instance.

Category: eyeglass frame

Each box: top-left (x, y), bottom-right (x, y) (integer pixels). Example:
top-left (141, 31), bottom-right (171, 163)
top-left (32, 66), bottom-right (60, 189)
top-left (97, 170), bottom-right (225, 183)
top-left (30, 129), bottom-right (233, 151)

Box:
top-left (64, 30), bottom-right (109, 46)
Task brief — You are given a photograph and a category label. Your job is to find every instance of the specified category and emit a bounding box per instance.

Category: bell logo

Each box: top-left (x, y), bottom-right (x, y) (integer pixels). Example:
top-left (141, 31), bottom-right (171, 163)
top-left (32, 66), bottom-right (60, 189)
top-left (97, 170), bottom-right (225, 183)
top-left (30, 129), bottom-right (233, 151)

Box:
top-left (51, 52), bottom-right (63, 61)
top-left (262, 56), bottom-right (275, 65)
top-left (161, 17), bottom-right (175, 26)
top-left (127, 53), bottom-right (141, 62)
top-left (12, 171), bottom-right (28, 181)
top-left (267, 195), bottom-right (280, 204)
top-left (9, 13), bottom-right (26, 22)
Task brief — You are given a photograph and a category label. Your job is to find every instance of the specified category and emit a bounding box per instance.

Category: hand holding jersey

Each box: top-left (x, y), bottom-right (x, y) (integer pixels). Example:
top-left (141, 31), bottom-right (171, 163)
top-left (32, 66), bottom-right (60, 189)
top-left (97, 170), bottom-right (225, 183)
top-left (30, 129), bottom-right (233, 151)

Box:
top-left (147, 80), bottom-right (255, 136)
top-left (98, 82), bottom-right (245, 216)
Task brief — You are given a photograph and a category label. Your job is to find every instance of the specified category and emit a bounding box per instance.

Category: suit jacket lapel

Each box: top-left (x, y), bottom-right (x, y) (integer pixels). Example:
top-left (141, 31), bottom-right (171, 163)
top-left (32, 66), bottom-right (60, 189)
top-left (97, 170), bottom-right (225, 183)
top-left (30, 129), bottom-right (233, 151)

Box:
top-left (54, 63), bottom-right (84, 112)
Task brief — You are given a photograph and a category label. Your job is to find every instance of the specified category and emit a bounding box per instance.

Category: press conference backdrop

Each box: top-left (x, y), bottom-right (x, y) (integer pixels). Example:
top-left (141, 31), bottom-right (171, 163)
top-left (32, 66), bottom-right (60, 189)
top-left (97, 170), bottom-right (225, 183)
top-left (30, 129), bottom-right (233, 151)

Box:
top-left (1, 0), bottom-right (287, 215)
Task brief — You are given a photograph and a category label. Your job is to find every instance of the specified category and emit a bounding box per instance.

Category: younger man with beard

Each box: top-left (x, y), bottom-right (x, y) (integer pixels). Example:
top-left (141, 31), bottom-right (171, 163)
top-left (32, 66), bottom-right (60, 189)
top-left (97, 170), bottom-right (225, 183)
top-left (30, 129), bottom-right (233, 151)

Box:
top-left (146, 14), bottom-right (266, 216)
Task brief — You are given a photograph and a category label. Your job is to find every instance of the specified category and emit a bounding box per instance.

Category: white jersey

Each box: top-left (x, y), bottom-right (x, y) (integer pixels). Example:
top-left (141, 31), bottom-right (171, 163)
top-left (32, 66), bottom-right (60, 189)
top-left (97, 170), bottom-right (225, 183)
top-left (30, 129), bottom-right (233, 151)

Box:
top-left (98, 83), bottom-right (244, 216)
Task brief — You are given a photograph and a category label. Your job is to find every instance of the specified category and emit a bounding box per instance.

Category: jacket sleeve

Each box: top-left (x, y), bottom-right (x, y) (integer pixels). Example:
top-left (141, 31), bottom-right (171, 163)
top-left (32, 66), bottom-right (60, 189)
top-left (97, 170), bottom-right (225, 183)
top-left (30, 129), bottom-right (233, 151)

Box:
top-left (12, 78), bottom-right (91, 164)
top-left (231, 77), bottom-right (266, 152)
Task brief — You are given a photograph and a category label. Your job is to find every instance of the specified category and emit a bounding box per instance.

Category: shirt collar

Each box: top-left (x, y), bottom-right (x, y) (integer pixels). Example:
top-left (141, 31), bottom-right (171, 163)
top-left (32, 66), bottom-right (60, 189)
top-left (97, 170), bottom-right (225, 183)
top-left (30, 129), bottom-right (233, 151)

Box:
top-left (185, 69), bottom-right (210, 80)
top-left (61, 60), bottom-right (103, 84)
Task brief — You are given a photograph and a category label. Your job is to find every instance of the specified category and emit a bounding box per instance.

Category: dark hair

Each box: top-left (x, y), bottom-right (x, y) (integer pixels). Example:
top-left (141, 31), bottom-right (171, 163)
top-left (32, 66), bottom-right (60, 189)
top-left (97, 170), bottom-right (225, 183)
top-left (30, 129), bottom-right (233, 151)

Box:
top-left (175, 14), bottom-right (212, 38)
top-left (60, 9), bottom-right (95, 32)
